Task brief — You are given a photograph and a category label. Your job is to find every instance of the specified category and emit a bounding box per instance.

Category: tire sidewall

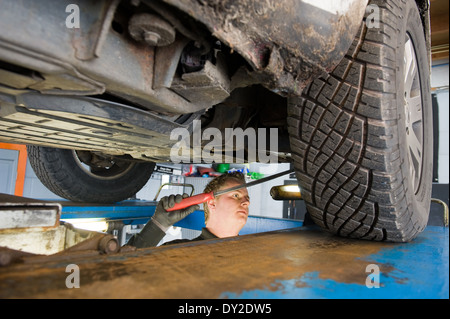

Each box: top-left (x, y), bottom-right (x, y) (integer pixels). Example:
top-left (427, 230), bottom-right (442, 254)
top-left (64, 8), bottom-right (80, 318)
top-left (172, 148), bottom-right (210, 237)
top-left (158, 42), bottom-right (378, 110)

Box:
top-left (395, 0), bottom-right (432, 229)
top-left (58, 148), bottom-right (155, 202)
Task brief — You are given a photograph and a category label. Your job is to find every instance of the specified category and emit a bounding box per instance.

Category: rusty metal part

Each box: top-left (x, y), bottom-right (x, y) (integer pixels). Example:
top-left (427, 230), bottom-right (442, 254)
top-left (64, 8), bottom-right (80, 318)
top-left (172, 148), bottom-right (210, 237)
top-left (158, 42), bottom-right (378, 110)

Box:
top-left (153, 36), bottom-right (191, 89)
top-left (0, 230), bottom-right (120, 267)
top-left (70, 0), bottom-right (121, 60)
top-left (0, 0), bottom-right (211, 114)
top-left (171, 58), bottom-right (231, 106)
top-left (159, 0), bottom-right (369, 95)
top-left (270, 185), bottom-right (302, 201)
top-left (0, 247), bottom-right (38, 267)
top-left (128, 13), bottom-right (176, 47)
top-left (0, 226), bottom-right (446, 298)
top-left (0, 195), bottom-right (122, 265)
top-left (0, 194), bottom-right (61, 230)
top-left (0, 194), bottom-right (62, 261)
top-left (142, 0), bottom-right (211, 53)
top-left (98, 235), bottom-right (120, 254)
top-left (59, 228), bottom-right (120, 255)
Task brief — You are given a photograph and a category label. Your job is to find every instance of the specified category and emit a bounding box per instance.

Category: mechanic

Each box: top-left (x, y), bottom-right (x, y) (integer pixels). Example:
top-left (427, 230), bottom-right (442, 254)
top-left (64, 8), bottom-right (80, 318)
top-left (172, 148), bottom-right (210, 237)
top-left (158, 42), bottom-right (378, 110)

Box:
top-left (126, 171), bottom-right (250, 248)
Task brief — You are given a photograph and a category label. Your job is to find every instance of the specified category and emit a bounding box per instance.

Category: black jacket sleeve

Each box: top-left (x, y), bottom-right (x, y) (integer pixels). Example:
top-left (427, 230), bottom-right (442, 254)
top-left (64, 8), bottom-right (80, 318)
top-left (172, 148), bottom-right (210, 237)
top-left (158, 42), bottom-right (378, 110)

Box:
top-left (126, 219), bottom-right (166, 248)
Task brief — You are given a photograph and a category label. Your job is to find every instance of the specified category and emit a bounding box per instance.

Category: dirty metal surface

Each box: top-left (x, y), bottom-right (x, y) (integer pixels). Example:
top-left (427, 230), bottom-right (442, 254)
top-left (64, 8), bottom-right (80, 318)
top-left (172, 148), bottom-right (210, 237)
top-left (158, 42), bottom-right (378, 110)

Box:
top-left (0, 0), bottom-right (208, 114)
top-left (0, 94), bottom-right (198, 162)
top-left (159, 0), bottom-right (368, 95)
top-left (0, 193), bottom-right (61, 229)
top-left (0, 226), bottom-right (447, 299)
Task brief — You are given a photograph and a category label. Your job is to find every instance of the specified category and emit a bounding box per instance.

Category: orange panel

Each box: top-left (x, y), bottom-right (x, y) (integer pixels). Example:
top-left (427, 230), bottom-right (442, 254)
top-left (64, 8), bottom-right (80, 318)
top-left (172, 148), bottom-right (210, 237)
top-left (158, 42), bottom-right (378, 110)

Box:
top-left (0, 143), bottom-right (27, 196)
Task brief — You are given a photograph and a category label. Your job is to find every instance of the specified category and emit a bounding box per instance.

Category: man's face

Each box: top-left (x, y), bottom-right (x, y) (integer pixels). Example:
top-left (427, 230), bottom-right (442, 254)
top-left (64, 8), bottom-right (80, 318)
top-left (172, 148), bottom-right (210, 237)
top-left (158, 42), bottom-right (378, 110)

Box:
top-left (206, 180), bottom-right (250, 231)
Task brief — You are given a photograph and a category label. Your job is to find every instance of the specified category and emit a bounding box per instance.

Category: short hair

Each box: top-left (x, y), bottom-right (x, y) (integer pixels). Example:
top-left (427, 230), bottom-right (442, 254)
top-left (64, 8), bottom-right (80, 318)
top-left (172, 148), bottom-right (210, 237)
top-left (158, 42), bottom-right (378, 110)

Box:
top-left (203, 171), bottom-right (246, 223)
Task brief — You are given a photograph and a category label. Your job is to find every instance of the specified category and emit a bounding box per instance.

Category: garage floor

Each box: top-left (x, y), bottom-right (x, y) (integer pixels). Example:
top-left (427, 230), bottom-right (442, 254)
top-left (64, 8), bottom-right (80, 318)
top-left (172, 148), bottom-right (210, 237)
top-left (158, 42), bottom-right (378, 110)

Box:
top-left (0, 225), bottom-right (448, 299)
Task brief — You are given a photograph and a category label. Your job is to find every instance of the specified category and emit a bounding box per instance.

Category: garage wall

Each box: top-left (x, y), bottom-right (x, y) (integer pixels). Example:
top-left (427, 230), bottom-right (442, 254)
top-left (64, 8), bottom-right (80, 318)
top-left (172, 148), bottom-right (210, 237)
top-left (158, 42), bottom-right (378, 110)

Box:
top-left (0, 149), bottom-right (18, 195)
top-left (431, 63), bottom-right (449, 183)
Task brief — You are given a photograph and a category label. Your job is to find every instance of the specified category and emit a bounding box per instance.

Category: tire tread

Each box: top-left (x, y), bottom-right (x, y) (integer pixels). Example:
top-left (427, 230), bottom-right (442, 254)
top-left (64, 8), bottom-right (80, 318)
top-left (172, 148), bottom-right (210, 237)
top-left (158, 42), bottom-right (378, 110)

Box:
top-left (288, 0), bottom-right (430, 242)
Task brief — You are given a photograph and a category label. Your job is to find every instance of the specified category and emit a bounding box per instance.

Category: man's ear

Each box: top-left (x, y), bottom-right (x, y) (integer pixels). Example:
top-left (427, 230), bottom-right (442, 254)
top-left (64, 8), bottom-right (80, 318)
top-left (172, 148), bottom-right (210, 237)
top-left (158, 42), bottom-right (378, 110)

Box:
top-left (206, 198), bottom-right (216, 212)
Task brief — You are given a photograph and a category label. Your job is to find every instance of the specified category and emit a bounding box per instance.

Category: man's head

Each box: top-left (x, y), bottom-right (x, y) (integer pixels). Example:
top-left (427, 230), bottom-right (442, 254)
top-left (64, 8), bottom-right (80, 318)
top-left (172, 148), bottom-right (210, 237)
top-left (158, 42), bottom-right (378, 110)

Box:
top-left (203, 171), bottom-right (250, 237)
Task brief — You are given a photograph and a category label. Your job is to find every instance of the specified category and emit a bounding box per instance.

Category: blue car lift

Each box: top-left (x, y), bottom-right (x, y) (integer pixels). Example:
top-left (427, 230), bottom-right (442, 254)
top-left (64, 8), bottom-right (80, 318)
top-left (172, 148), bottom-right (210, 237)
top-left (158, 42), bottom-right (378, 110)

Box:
top-left (0, 200), bottom-right (448, 299)
top-left (59, 200), bottom-right (305, 236)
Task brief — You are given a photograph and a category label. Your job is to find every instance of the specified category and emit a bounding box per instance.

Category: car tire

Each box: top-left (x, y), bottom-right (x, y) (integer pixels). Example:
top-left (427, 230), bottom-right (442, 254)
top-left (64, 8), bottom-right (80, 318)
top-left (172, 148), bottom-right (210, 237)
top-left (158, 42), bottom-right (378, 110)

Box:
top-left (27, 145), bottom-right (155, 203)
top-left (287, 0), bottom-right (432, 242)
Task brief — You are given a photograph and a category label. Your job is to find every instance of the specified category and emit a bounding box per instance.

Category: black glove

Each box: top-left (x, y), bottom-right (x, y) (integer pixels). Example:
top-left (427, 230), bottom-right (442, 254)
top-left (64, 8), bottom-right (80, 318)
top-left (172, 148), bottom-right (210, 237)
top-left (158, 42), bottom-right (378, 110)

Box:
top-left (152, 193), bottom-right (200, 232)
top-left (126, 193), bottom-right (199, 248)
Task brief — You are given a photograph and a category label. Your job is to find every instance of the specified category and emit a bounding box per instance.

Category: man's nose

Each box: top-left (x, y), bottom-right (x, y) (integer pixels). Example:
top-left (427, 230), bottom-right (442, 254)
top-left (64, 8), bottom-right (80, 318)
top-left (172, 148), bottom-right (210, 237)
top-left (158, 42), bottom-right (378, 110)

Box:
top-left (241, 197), bottom-right (250, 207)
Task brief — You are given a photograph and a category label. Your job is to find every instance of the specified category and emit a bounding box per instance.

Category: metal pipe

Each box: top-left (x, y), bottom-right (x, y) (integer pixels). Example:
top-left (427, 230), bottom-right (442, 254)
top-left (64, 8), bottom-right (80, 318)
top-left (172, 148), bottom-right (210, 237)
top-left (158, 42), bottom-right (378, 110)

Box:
top-left (270, 185), bottom-right (302, 201)
top-left (431, 198), bottom-right (449, 227)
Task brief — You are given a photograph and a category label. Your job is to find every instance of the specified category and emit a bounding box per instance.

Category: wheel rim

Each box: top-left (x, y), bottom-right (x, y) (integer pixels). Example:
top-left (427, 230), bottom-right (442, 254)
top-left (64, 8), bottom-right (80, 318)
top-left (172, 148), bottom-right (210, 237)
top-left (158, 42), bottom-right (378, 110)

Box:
top-left (403, 33), bottom-right (424, 194)
top-left (73, 151), bottom-right (135, 180)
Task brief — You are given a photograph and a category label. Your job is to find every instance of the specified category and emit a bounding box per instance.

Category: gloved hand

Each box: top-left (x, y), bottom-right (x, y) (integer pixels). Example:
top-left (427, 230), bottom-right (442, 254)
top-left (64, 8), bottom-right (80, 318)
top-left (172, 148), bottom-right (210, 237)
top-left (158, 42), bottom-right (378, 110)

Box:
top-left (151, 193), bottom-right (200, 232)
